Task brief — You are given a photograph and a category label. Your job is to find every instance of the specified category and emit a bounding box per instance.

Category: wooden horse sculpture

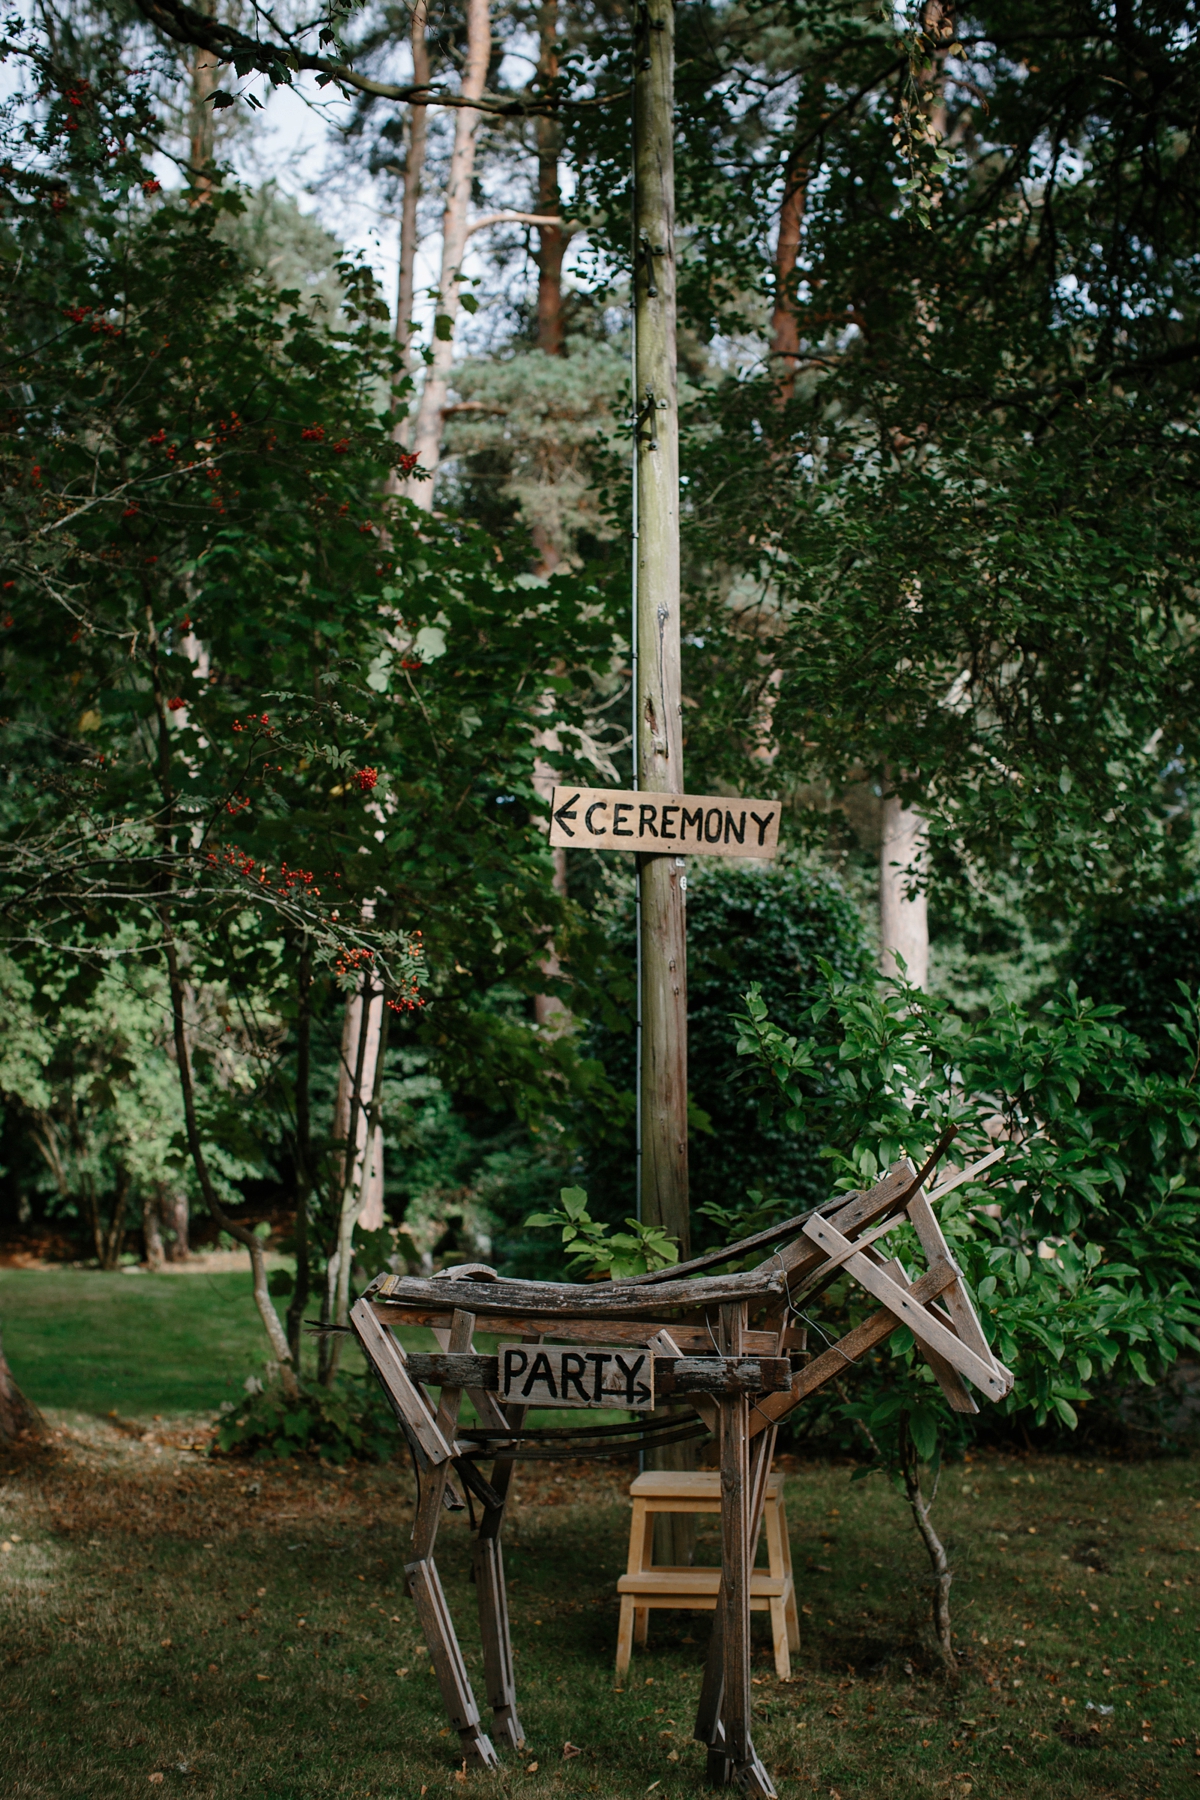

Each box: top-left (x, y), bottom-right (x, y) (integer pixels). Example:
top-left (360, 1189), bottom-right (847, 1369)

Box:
top-left (349, 1143), bottom-right (1012, 1796)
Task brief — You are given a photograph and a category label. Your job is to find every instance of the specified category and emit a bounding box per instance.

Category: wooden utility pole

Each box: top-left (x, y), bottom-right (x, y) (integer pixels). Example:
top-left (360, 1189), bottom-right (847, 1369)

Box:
top-left (633, 0), bottom-right (688, 1258)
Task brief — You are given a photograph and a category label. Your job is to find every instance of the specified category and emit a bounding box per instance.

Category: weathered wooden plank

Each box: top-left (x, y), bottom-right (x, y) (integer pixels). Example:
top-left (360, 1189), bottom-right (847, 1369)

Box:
top-left (648, 1329), bottom-right (718, 1435)
top-left (878, 1257), bottom-right (978, 1416)
top-left (403, 1350), bottom-right (790, 1399)
top-left (758, 1161), bottom-right (919, 1308)
top-left (631, 1210), bottom-right (827, 1287)
top-left (694, 1420), bottom-right (777, 1790)
top-left (349, 1297), bottom-right (453, 1469)
top-left (664, 1357), bottom-right (790, 1397)
top-left (368, 1307), bottom-right (781, 1353)
top-left (473, 1534), bottom-right (524, 1750)
top-left (718, 1303), bottom-right (753, 1776)
top-left (747, 1259), bottom-right (960, 1438)
top-left (801, 1216), bottom-right (1014, 1399)
top-left (923, 1144), bottom-right (1006, 1207)
top-left (906, 1188), bottom-right (998, 1371)
top-left (374, 1266), bottom-right (785, 1319)
top-left (406, 1556), bottom-right (497, 1769)
top-left (411, 1310), bottom-right (474, 1561)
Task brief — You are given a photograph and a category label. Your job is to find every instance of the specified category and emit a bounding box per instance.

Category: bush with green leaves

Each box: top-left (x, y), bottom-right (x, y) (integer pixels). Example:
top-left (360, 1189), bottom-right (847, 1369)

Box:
top-left (214, 1374), bottom-right (398, 1466)
top-left (735, 966), bottom-right (1200, 1661)
top-left (580, 859), bottom-right (870, 1233)
top-left (737, 969), bottom-right (1200, 1433)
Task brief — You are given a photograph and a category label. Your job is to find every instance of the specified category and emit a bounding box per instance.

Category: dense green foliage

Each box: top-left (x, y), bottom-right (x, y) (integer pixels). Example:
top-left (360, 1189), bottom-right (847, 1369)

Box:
top-left (0, 23), bottom-right (628, 1319)
top-left (580, 859), bottom-right (871, 1233)
top-left (215, 1371), bottom-right (397, 1464)
top-left (737, 967), bottom-right (1200, 1447)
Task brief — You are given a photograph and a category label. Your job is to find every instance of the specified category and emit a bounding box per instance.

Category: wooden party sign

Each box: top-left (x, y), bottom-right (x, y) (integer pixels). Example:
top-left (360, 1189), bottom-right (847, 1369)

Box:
top-left (498, 1343), bottom-right (655, 1410)
top-left (549, 786), bottom-right (780, 858)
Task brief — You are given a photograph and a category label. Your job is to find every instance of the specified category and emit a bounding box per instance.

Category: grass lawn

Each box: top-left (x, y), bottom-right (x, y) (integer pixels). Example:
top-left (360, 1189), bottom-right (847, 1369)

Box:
top-left (0, 1267), bottom-right (364, 1421)
top-left (1, 1269), bottom-right (1196, 1794)
top-left (1, 1417), bottom-right (1197, 1800)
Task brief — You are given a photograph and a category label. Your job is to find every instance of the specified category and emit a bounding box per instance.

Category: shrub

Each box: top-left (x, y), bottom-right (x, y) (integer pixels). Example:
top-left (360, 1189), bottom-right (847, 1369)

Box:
top-left (581, 859), bottom-right (870, 1235)
top-left (214, 1374), bottom-right (397, 1465)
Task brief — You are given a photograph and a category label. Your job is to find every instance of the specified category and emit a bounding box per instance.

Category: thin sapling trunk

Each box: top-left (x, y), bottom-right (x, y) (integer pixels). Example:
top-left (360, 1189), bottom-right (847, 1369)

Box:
top-left (406, 0), bottom-right (491, 504)
top-left (900, 1415), bottom-right (955, 1671)
top-left (395, 0), bottom-right (430, 391)
top-left (323, 975), bottom-right (377, 1385)
top-left (286, 939), bottom-right (313, 1367)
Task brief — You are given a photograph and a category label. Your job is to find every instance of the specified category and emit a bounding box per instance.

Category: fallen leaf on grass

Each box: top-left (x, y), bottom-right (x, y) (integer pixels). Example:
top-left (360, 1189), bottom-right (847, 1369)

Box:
top-left (563, 1743), bottom-right (582, 1759)
top-left (255, 1674), bottom-right (271, 1682)
top-left (149, 1778), bottom-right (164, 1787)
top-left (525, 1762), bottom-right (539, 1774)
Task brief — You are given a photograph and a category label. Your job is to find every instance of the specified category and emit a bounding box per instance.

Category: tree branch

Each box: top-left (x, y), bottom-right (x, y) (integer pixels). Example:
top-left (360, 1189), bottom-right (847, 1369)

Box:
top-left (135, 0), bottom-right (626, 117)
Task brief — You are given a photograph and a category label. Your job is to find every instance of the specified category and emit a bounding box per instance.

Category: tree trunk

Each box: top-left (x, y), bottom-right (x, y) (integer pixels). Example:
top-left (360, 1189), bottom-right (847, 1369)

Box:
top-left (143, 1192), bottom-right (166, 1270)
top-left (526, 0), bottom-right (570, 1020)
top-left (102, 1167), bottom-right (129, 1271)
top-left (187, 0), bottom-right (218, 202)
top-left (530, 0), bottom-right (566, 573)
top-left (634, 0), bottom-right (688, 1255)
top-left (325, 988), bottom-right (390, 1384)
top-left (879, 779), bottom-right (929, 988)
top-left (161, 1186), bottom-right (190, 1261)
top-left (0, 1329), bottom-right (41, 1447)
top-left (535, 0), bottom-right (565, 361)
top-left (395, 0), bottom-right (430, 397)
top-left (770, 147), bottom-right (806, 402)
top-left (532, 843), bottom-right (569, 1030)
top-left (900, 1417), bottom-right (955, 1671)
top-left (406, 0), bottom-right (492, 507)
top-left (286, 939), bottom-right (312, 1367)
top-left (332, 973), bottom-right (385, 1223)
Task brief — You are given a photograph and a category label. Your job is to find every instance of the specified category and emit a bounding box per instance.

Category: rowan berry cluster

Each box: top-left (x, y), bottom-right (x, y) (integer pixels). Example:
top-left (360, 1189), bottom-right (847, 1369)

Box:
top-left (387, 981), bottom-right (426, 1014)
top-left (355, 766), bottom-right (378, 792)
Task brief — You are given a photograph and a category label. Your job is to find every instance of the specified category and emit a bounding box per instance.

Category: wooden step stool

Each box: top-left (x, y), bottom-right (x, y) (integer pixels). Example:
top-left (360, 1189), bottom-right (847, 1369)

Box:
top-left (616, 1470), bottom-right (799, 1680)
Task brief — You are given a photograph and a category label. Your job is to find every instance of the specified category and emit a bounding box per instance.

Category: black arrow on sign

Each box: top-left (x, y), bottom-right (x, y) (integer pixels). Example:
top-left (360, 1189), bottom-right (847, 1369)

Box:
top-left (553, 792), bottom-right (580, 838)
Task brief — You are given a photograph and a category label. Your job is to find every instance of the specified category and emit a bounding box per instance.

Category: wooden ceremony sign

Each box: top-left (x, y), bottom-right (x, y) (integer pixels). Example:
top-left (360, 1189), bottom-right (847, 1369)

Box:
top-left (549, 785), bottom-right (781, 858)
top-left (348, 1139), bottom-right (1013, 1796)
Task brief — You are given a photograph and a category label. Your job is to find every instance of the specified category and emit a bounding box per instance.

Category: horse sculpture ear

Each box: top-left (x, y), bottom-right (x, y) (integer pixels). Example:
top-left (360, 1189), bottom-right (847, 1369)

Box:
top-left (435, 1263), bottom-right (500, 1282)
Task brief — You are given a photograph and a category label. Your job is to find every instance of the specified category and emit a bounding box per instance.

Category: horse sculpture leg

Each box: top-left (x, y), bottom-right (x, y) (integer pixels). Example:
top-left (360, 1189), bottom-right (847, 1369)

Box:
top-left (405, 1308), bottom-right (499, 1771)
top-left (697, 1307), bottom-right (777, 1797)
top-left (473, 1440), bottom-right (525, 1750)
